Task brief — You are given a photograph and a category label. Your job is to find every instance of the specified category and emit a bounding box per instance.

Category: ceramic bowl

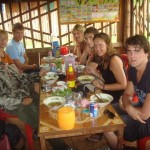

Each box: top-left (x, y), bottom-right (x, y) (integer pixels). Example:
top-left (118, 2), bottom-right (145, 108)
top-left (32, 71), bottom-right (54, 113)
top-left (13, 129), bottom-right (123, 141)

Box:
top-left (75, 65), bottom-right (85, 73)
top-left (43, 96), bottom-right (66, 108)
top-left (46, 72), bottom-right (57, 77)
top-left (90, 93), bottom-right (113, 108)
top-left (40, 64), bottom-right (50, 71)
top-left (43, 75), bottom-right (59, 85)
top-left (77, 75), bottom-right (95, 84)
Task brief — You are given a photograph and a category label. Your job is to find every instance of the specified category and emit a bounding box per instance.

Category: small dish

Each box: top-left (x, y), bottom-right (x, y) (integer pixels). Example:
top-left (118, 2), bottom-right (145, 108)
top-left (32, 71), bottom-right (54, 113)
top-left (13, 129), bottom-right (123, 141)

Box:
top-left (56, 81), bottom-right (66, 86)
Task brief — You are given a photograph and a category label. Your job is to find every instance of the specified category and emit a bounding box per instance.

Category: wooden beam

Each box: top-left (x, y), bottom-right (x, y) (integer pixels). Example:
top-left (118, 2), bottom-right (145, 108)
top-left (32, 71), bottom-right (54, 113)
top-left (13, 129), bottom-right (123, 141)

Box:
top-left (0, 0), bottom-right (55, 3)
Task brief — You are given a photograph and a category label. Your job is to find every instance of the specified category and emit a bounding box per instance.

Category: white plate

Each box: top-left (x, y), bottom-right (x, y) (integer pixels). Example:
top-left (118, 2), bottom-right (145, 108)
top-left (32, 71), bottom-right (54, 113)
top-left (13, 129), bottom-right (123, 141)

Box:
top-left (77, 75), bottom-right (95, 84)
top-left (43, 96), bottom-right (66, 108)
top-left (90, 93), bottom-right (113, 108)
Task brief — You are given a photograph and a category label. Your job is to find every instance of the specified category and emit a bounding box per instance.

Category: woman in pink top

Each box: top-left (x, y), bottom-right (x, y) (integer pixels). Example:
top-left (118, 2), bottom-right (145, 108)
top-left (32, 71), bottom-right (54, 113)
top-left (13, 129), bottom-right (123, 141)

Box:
top-left (72, 24), bottom-right (87, 63)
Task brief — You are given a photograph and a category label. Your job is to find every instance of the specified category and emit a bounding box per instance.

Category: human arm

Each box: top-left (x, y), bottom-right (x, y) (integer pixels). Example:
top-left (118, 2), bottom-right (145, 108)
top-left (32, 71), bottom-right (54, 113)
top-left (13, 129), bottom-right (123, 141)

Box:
top-left (23, 52), bottom-right (29, 64)
top-left (86, 51), bottom-right (94, 66)
top-left (94, 56), bottom-right (127, 90)
top-left (105, 56), bottom-right (127, 90)
top-left (13, 59), bottom-right (38, 71)
top-left (22, 97), bottom-right (33, 105)
top-left (86, 62), bottom-right (99, 75)
top-left (141, 94), bottom-right (150, 120)
top-left (122, 81), bottom-right (146, 123)
top-left (10, 64), bottom-right (23, 73)
top-left (73, 46), bottom-right (82, 62)
top-left (80, 47), bottom-right (90, 65)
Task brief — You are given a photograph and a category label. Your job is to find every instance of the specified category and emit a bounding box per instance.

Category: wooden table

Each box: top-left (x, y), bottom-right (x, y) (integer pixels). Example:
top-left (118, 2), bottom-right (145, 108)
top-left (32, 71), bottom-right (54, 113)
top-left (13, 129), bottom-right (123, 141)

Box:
top-left (38, 89), bottom-right (125, 150)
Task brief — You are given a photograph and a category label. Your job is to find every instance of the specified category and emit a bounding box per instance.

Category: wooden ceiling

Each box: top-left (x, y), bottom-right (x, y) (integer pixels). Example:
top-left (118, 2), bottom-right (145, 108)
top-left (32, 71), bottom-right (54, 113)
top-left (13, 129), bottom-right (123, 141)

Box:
top-left (0, 0), bottom-right (54, 3)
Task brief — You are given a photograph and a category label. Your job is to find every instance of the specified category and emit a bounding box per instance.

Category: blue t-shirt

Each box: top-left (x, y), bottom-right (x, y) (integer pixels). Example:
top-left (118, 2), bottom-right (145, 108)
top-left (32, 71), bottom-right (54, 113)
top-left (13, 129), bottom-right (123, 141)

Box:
top-left (6, 39), bottom-right (25, 64)
top-left (128, 60), bottom-right (150, 104)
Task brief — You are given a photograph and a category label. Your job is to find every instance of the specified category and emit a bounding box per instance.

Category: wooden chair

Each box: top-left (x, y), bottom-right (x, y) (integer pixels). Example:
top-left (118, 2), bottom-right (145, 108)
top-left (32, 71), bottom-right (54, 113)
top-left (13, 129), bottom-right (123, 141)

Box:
top-left (0, 109), bottom-right (34, 150)
top-left (120, 54), bottom-right (129, 74)
top-left (137, 137), bottom-right (150, 150)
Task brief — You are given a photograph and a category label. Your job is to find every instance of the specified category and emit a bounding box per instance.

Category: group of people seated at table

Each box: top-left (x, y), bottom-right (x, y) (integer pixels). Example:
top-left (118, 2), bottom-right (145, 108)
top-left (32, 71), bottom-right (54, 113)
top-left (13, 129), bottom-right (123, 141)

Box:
top-left (72, 24), bottom-right (150, 150)
top-left (0, 22), bottom-right (150, 150)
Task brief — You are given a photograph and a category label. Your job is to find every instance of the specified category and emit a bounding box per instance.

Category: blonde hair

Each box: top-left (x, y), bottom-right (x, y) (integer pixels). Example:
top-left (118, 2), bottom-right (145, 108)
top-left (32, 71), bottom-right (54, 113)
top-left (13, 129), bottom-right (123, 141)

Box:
top-left (72, 24), bottom-right (85, 33)
top-left (0, 29), bottom-right (8, 38)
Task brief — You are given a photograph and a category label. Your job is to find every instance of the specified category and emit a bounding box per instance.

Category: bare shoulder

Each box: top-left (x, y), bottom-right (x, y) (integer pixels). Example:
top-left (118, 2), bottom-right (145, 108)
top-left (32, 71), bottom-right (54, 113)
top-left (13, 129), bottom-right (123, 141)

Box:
top-left (110, 55), bottom-right (123, 70)
top-left (110, 55), bottom-right (122, 65)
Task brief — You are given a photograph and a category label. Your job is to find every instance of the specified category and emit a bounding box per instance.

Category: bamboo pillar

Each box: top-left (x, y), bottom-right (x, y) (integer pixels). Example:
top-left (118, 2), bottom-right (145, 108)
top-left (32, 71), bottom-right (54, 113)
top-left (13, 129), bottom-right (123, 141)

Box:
top-left (124, 0), bottom-right (131, 43)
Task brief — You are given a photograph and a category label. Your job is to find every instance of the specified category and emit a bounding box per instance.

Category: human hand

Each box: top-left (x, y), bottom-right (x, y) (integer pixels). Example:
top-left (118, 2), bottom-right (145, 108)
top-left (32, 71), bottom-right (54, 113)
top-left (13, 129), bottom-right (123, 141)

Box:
top-left (85, 66), bottom-right (93, 74)
top-left (92, 79), bottom-right (104, 90)
top-left (39, 68), bottom-right (47, 77)
top-left (126, 105), bottom-right (146, 124)
top-left (75, 61), bottom-right (80, 65)
top-left (22, 97), bottom-right (33, 105)
top-left (32, 64), bottom-right (38, 69)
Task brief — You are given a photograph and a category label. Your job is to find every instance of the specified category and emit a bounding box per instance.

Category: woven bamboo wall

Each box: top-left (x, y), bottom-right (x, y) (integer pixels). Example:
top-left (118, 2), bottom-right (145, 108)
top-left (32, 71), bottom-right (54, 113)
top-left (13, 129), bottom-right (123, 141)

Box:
top-left (0, 0), bottom-right (124, 50)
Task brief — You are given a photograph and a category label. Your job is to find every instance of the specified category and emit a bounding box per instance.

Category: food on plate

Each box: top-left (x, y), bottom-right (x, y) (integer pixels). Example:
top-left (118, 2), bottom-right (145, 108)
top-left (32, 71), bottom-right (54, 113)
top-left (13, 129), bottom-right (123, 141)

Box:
top-left (43, 96), bottom-right (66, 108)
top-left (77, 75), bottom-right (95, 84)
top-left (51, 87), bottom-right (72, 98)
top-left (90, 93), bottom-right (113, 108)
top-left (48, 101), bottom-right (61, 107)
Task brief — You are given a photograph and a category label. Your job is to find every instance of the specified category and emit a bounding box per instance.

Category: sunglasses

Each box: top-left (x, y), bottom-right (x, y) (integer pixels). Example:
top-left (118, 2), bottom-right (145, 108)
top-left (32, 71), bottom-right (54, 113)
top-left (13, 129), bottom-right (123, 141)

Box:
top-left (104, 109), bottom-right (115, 119)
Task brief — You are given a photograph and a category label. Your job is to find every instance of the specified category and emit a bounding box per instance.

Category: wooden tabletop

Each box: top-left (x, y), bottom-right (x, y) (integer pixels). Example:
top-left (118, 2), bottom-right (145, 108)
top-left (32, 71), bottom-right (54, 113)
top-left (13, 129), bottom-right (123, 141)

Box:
top-left (38, 88), bottom-right (125, 150)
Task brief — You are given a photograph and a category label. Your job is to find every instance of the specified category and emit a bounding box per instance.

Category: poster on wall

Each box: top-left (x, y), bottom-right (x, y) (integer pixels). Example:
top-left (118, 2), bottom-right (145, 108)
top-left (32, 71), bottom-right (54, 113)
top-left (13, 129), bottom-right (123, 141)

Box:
top-left (58, 0), bottom-right (120, 24)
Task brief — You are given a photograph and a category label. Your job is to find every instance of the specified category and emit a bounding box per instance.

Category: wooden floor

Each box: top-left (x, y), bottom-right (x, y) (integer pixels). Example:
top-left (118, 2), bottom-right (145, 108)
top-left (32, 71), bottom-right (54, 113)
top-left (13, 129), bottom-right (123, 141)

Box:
top-left (34, 135), bottom-right (107, 150)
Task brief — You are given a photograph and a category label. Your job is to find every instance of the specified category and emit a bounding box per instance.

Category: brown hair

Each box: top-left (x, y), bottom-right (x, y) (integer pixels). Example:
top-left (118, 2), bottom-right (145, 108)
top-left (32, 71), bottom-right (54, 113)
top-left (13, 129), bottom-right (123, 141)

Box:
top-left (84, 27), bottom-right (98, 36)
top-left (93, 32), bottom-right (117, 69)
top-left (12, 22), bottom-right (24, 32)
top-left (125, 34), bottom-right (150, 53)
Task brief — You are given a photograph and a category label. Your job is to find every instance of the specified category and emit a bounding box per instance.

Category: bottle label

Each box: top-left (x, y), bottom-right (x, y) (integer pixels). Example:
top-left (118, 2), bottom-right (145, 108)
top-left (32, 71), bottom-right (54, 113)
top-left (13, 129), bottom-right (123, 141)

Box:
top-left (68, 80), bottom-right (75, 88)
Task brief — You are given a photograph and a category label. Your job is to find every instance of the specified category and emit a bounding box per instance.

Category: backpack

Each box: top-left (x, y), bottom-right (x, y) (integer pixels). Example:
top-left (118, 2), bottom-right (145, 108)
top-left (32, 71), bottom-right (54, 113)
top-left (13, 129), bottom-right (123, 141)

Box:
top-left (0, 120), bottom-right (25, 150)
